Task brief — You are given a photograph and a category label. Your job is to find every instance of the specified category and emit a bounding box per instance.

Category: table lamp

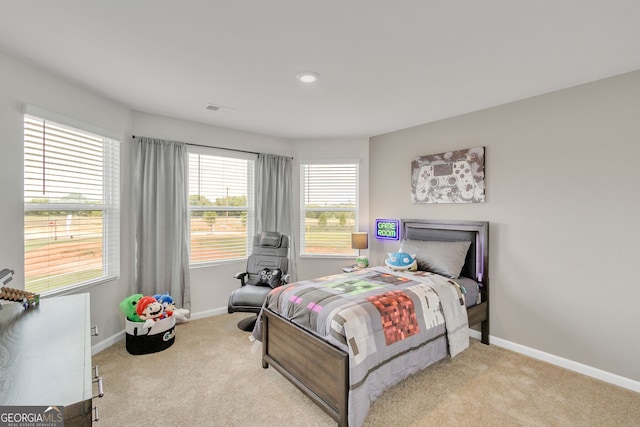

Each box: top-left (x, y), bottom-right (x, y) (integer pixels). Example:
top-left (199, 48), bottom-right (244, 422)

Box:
top-left (351, 232), bottom-right (369, 268)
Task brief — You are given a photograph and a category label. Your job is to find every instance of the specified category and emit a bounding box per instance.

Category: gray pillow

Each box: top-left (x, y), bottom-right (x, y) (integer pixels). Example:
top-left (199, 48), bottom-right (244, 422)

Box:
top-left (399, 239), bottom-right (471, 279)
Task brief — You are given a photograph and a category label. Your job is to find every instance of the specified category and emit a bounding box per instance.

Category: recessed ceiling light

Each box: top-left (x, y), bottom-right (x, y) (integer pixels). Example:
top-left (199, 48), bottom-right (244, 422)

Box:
top-left (296, 71), bottom-right (319, 83)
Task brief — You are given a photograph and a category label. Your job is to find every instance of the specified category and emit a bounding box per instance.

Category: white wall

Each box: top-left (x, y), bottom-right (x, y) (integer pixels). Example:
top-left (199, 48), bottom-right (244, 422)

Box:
top-left (0, 51), bottom-right (133, 348)
top-left (290, 138), bottom-right (370, 280)
top-left (131, 112), bottom-right (292, 317)
top-left (129, 119), bottom-right (371, 314)
top-left (369, 71), bottom-right (640, 383)
top-left (0, 52), bottom-right (295, 347)
top-left (0, 49), bottom-right (367, 350)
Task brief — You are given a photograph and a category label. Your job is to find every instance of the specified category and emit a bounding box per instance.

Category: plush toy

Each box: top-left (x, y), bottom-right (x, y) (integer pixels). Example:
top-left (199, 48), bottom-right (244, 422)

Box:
top-left (385, 251), bottom-right (417, 271)
top-left (119, 294), bottom-right (144, 322)
top-left (172, 307), bottom-right (190, 323)
top-left (136, 295), bottom-right (165, 329)
top-left (153, 293), bottom-right (190, 324)
top-left (356, 256), bottom-right (369, 269)
top-left (153, 293), bottom-right (175, 317)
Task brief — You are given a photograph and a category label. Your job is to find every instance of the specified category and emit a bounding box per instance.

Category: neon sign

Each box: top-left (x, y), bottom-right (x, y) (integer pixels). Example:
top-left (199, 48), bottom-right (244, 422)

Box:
top-left (375, 219), bottom-right (400, 241)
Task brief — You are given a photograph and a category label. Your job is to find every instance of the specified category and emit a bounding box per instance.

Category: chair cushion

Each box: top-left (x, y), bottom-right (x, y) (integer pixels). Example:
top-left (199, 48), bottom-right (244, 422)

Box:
top-left (228, 285), bottom-right (272, 313)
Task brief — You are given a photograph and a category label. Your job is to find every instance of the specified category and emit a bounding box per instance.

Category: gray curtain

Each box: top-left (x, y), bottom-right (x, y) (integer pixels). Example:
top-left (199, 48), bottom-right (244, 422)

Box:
top-left (133, 137), bottom-right (191, 310)
top-left (255, 153), bottom-right (297, 281)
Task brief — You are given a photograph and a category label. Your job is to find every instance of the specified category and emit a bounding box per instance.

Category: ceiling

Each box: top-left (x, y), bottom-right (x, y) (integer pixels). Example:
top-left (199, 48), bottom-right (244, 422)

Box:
top-left (1, 1), bottom-right (640, 140)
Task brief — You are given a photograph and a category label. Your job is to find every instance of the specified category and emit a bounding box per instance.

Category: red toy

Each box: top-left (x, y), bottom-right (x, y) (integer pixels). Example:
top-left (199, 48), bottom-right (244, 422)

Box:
top-left (136, 296), bottom-right (166, 329)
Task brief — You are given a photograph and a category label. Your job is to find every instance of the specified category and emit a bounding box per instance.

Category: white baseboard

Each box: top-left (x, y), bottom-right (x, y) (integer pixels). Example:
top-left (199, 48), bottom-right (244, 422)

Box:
top-left (190, 307), bottom-right (227, 320)
top-left (92, 330), bottom-right (125, 355)
top-left (469, 329), bottom-right (640, 394)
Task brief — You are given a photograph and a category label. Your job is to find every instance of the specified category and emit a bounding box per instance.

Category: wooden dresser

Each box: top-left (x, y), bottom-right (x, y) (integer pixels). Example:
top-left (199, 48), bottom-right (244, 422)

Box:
top-left (0, 293), bottom-right (97, 425)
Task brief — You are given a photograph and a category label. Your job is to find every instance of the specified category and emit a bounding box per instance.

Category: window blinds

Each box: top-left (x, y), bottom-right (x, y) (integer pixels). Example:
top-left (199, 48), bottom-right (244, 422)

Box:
top-left (24, 115), bottom-right (120, 294)
top-left (300, 163), bottom-right (359, 256)
top-left (188, 151), bottom-right (255, 264)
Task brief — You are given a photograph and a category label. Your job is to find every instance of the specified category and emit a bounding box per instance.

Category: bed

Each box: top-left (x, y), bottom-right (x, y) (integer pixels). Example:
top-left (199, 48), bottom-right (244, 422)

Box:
top-left (255, 219), bottom-right (489, 427)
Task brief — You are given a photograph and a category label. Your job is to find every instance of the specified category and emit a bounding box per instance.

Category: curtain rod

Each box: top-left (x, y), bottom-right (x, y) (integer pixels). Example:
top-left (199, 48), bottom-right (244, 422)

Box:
top-left (132, 135), bottom-right (257, 156)
top-left (186, 141), bottom-right (260, 156)
top-left (132, 135), bottom-right (293, 159)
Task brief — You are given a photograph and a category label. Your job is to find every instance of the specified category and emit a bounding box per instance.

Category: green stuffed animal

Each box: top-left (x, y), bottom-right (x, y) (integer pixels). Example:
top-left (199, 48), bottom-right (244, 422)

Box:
top-left (119, 294), bottom-right (144, 322)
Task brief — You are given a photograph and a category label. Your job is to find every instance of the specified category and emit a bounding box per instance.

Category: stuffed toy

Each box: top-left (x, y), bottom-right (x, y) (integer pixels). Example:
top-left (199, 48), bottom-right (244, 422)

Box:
top-left (385, 251), bottom-right (417, 271)
top-left (119, 294), bottom-right (144, 322)
top-left (153, 293), bottom-right (190, 324)
top-left (136, 295), bottom-right (166, 329)
top-left (172, 307), bottom-right (190, 323)
top-left (153, 293), bottom-right (176, 317)
top-left (356, 256), bottom-right (369, 269)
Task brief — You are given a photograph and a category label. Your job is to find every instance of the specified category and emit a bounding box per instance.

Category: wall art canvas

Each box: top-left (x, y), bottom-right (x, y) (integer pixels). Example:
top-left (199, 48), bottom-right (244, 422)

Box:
top-left (411, 146), bottom-right (485, 203)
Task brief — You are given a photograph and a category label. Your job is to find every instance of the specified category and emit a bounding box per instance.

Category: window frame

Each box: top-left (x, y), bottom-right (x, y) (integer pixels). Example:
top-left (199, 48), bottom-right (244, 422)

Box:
top-left (299, 160), bottom-right (360, 258)
top-left (23, 106), bottom-right (120, 295)
top-left (187, 146), bottom-right (256, 267)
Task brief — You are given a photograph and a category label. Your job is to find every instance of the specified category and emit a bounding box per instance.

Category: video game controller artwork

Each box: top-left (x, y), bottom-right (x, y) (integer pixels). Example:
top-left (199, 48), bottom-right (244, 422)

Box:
top-left (411, 146), bottom-right (485, 203)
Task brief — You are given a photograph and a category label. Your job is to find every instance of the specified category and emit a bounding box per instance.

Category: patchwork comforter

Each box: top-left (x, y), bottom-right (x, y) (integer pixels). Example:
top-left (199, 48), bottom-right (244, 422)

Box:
top-left (254, 266), bottom-right (469, 427)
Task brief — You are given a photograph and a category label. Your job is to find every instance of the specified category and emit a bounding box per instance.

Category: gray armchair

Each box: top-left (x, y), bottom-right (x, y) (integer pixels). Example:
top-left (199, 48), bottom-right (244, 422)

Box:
top-left (227, 231), bottom-right (290, 331)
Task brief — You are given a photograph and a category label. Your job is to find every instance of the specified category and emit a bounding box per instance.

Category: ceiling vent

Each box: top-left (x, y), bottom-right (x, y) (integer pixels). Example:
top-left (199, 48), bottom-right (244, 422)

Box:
top-left (205, 103), bottom-right (235, 113)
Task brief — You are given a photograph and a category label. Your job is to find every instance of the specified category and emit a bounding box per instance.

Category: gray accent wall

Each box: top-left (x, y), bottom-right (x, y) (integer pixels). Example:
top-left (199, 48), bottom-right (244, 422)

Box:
top-left (369, 70), bottom-right (640, 382)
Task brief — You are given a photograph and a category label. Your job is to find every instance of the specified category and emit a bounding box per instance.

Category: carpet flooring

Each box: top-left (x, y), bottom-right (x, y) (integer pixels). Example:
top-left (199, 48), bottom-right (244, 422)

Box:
top-left (92, 312), bottom-right (640, 426)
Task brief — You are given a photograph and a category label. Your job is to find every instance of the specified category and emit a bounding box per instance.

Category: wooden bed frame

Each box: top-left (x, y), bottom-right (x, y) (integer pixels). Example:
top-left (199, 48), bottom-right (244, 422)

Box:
top-left (261, 219), bottom-right (489, 426)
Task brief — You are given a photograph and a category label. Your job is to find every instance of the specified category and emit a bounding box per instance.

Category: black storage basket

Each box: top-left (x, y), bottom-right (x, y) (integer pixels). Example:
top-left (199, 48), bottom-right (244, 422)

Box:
top-left (125, 315), bottom-right (176, 355)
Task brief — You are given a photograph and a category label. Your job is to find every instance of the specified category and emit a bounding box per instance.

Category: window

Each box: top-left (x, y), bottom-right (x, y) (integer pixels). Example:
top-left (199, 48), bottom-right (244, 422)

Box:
top-left (188, 148), bottom-right (255, 265)
top-left (24, 113), bottom-right (120, 294)
top-left (300, 162), bottom-right (359, 256)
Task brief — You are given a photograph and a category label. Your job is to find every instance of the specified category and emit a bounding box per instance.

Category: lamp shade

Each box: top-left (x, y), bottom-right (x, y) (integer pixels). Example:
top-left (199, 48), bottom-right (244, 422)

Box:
top-left (351, 232), bottom-right (368, 250)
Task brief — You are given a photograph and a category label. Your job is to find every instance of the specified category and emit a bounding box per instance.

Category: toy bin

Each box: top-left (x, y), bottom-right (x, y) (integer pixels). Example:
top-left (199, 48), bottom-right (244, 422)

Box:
top-left (125, 315), bottom-right (176, 355)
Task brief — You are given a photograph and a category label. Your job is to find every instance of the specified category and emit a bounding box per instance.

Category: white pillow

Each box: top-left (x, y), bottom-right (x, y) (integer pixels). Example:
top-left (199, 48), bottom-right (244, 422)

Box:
top-left (400, 239), bottom-right (471, 279)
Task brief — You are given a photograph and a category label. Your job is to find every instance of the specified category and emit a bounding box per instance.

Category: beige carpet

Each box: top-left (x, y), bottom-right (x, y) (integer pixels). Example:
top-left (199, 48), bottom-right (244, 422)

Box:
top-left (93, 313), bottom-right (640, 426)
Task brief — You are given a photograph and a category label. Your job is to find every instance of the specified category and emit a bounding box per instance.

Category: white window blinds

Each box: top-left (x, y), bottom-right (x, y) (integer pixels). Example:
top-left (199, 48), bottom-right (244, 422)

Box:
top-left (188, 150), bottom-right (255, 264)
top-left (300, 163), bottom-right (359, 256)
top-left (24, 114), bottom-right (120, 294)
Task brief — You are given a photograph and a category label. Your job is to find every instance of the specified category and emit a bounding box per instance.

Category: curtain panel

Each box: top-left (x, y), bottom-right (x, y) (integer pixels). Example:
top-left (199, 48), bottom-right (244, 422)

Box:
top-left (255, 153), bottom-right (297, 281)
top-left (133, 137), bottom-right (191, 310)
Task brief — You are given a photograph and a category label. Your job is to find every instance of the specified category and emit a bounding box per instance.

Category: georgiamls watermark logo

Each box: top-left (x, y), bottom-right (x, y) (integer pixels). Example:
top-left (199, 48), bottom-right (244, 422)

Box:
top-left (0, 406), bottom-right (64, 427)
